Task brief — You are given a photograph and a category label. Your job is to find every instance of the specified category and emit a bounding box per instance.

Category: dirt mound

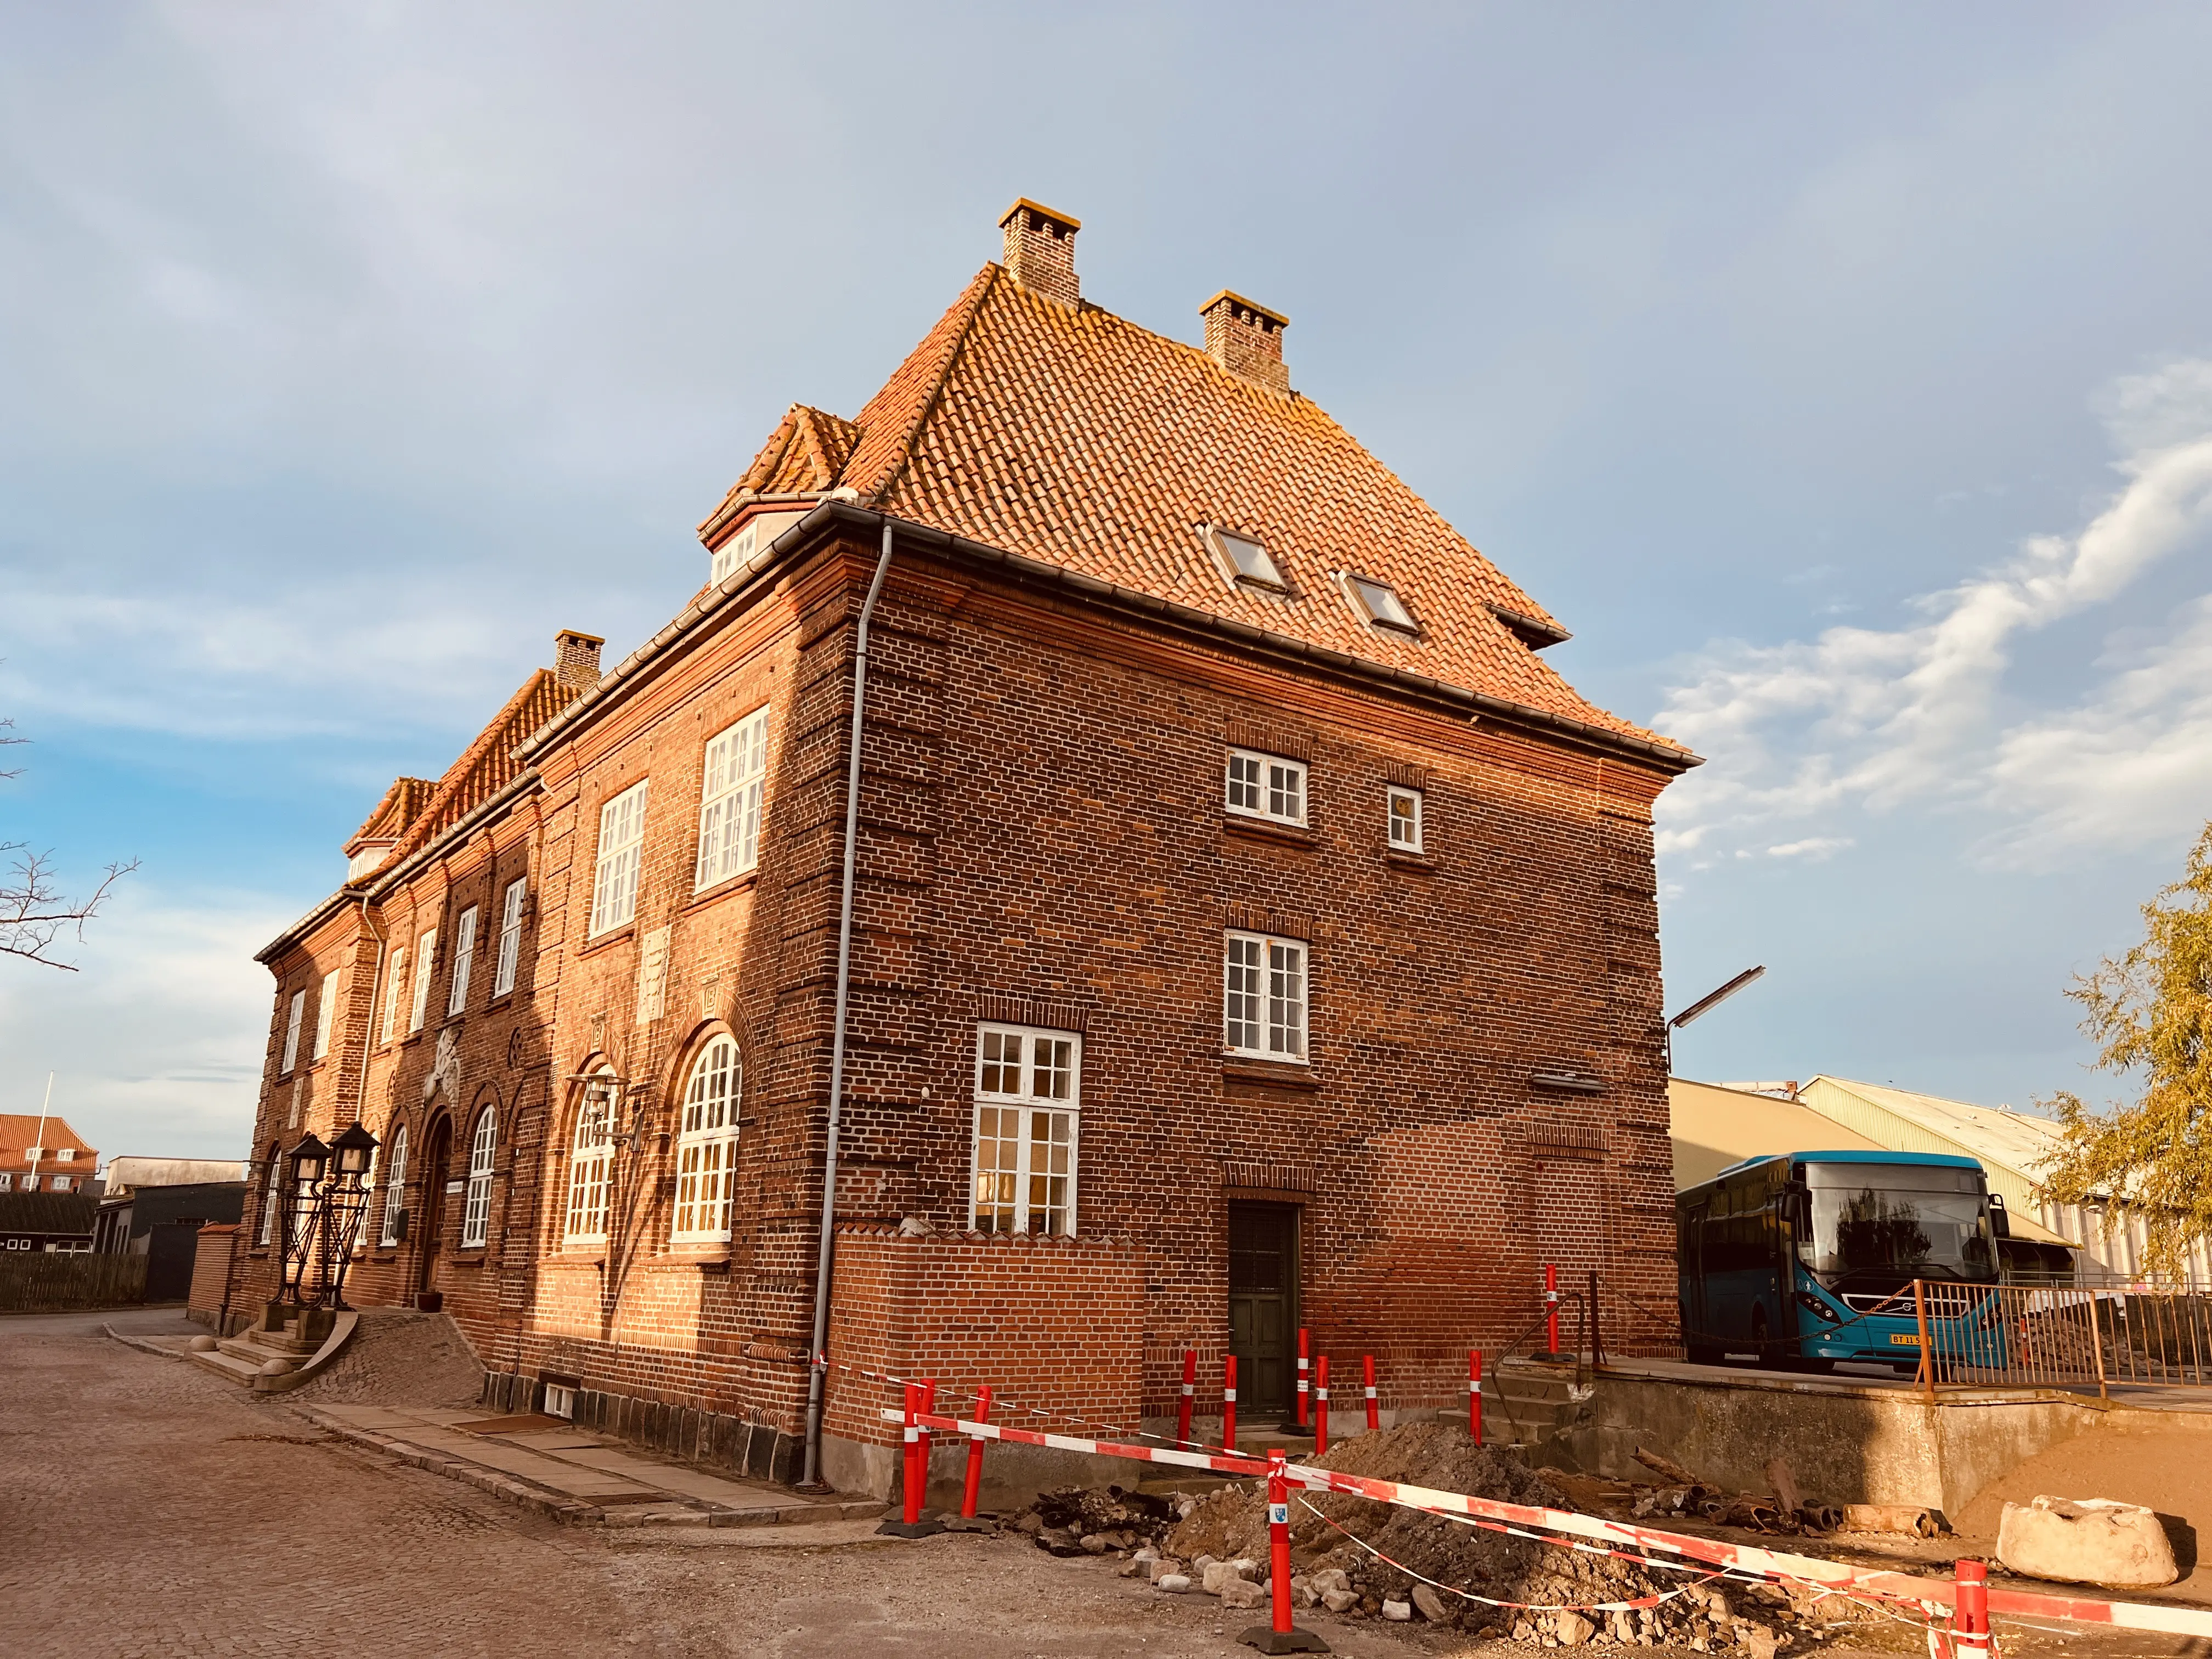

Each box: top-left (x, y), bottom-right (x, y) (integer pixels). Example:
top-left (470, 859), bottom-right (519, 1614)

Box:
top-left (1164, 1423), bottom-right (1797, 1643)
top-left (286, 1309), bottom-right (483, 1407)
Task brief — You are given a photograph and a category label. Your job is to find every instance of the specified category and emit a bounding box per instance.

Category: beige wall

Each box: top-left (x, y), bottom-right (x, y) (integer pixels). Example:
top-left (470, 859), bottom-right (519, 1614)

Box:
top-left (1668, 1077), bottom-right (1883, 1191)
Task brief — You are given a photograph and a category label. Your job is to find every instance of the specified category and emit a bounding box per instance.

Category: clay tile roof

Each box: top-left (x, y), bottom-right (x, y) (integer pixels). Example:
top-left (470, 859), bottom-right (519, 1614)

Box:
top-left (0, 1114), bottom-right (97, 1164)
top-left (346, 777), bottom-right (437, 853)
top-left (706, 262), bottom-right (1683, 753)
top-left (386, 669), bottom-right (578, 863)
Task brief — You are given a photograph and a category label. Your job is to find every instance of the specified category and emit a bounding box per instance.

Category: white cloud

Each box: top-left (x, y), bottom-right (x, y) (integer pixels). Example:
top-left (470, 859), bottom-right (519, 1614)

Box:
top-left (0, 885), bottom-right (291, 1163)
top-left (1765, 837), bottom-right (1853, 861)
top-left (1655, 358), bottom-right (2212, 869)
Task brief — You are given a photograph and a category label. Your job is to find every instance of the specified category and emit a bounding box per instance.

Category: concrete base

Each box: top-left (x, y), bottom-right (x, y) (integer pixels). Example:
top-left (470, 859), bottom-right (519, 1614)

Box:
top-left (1237, 1624), bottom-right (1330, 1653)
top-left (1504, 1357), bottom-right (2203, 1517)
top-left (875, 1515), bottom-right (947, 1538)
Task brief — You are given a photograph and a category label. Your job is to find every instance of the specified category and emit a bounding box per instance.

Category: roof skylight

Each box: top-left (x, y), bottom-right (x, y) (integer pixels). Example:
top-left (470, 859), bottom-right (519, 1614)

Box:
top-left (1343, 573), bottom-right (1419, 635)
top-left (1204, 525), bottom-right (1287, 590)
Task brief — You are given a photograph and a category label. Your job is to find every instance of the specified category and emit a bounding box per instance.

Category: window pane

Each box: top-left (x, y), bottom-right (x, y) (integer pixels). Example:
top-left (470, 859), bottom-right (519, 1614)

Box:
top-left (1268, 940), bottom-right (1305, 1058)
top-left (1225, 936), bottom-right (1261, 1051)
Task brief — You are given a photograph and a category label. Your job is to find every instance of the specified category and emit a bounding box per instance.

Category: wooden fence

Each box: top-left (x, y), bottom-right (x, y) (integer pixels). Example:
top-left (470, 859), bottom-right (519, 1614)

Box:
top-left (0, 1252), bottom-right (148, 1312)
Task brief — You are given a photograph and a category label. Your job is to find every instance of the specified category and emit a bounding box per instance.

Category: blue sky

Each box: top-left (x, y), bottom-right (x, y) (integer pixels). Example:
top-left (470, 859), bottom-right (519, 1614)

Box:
top-left (5, 3), bottom-right (2211, 1161)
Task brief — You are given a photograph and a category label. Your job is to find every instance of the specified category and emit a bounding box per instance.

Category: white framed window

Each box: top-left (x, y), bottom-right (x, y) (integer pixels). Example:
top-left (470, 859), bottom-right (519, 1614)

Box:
top-left (256, 1146), bottom-right (280, 1245)
top-left (969, 1023), bottom-right (1081, 1236)
top-left (695, 707), bottom-right (770, 890)
top-left (447, 906), bottom-right (478, 1016)
top-left (1225, 931), bottom-right (1307, 1062)
top-left (1225, 749), bottom-right (1306, 826)
top-left (382, 947), bottom-right (407, 1045)
top-left (280, 990), bottom-right (306, 1075)
top-left (589, 782), bottom-right (650, 937)
top-left (564, 1073), bottom-right (616, 1244)
top-left (55, 1149), bottom-right (74, 1162)
top-left (379, 1124), bottom-right (409, 1247)
top-left (1341, 571), bottom-right (1420, 634)
top-left (353, 1149), bottom-right (375, 1254)
top-left (460, 1107), bottom-right (496, 1249)
top-left (672, 1036), bottom-right (742, 1242)
top-left (709, 521), bottom-right (757, 586)
top-left (1387, 786), bottom-right (1424, 853)
top-left (543, 1382), bottom-right (577, 1420)
top-left (408, 928), bottom-right (436, 1032)
top-left (313, 969), bottom-right (340, 1061)
top-left (1204, 524), bottom-right (1287, 589)
top-left (493, 878), bottom-right (527, 997)
top-left (50, 1175), bottom-right (69, 1192)
top-left (0, 1176), bottom-right (12, 1192)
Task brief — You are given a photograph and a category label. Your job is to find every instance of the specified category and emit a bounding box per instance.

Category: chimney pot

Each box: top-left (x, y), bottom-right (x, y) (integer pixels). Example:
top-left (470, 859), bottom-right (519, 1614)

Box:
top-left (555, 629), bottom-right (605, 695)
top-left (999, 198), bottom-right (1081, 307)
top-left (1200, 289), bottom-right (1290, 393)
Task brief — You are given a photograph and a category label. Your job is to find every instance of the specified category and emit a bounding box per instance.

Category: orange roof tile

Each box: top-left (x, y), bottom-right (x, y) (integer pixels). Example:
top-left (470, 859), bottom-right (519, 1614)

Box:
top-left (386, 669), bottom-right (577, 863)
top-left (0, 1113), bottom-right (96, 1165)
top-left (346, 777), bottom-right (436, 853)
top-left (708, 263), bottom-right (1683, 754)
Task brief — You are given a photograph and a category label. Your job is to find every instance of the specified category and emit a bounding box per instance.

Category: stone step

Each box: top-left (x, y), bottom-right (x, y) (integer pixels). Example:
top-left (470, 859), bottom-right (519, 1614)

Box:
top-left (217, 1335), bottom-right (300, 1372)
top-left (191, 1346), bottom-right (266, 1386)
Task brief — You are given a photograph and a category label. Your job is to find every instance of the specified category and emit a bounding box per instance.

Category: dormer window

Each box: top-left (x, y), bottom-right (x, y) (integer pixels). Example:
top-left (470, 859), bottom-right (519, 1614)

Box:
top-left (709, 522), bottom-right (758, 586)
top-left (1341, 572), bottom-right (1420, 635)
top-left (1204, 525), bottom-right (1287, 591)
top-left (346, 842), bottom-right (393, 883)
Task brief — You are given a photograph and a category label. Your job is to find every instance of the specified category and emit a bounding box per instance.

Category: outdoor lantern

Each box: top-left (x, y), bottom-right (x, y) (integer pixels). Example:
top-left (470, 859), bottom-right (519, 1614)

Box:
top-left (287, 1132), bottom-right (332, 1186)
top-left (331, 1121), bottom-right (378, 1177)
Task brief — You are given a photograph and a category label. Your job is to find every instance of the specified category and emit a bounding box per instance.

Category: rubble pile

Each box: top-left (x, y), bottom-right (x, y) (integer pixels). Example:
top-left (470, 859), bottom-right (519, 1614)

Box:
top-left (1011, 1424), bottom-right (1872, 1647)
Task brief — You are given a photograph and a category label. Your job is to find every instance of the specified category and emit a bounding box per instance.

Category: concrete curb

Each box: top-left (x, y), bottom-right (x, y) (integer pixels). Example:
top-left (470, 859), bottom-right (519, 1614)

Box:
top-left (103, 1323), bottom-right (195, 1363)
top-left (294, 1407), bottom-right (885, 1531)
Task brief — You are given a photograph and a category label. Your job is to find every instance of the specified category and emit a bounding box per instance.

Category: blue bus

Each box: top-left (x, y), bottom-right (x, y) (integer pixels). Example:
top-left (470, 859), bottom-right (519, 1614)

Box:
top-left (1676, 1150), bottom-right (2006, 1372)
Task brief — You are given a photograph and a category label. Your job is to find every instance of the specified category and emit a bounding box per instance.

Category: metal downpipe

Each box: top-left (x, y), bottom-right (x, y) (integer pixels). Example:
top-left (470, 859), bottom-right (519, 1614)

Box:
top-left (801, 521), bottom-right (895, 1489)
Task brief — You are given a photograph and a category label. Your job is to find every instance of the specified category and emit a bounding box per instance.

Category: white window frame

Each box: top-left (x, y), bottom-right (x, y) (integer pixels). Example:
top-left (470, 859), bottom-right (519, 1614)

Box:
top-left (447, 906), bottom-right (478, 1017)
top-left (695, 707), bottom-right (770, 891)
top-left (564, 1073), bottom-right (616, 1244)
top-left (1204, 524), bottom-right (1288, 590)
top-left (460, 1107), bottom-right (496, 1249)
top-left (493, 878), bottom-right (527, 997)
top-left (379, 1123), bottom-right (409, 1247)
top-left (408, 928), bottom-right (437, 1032)
top-left (382, 947), bottom-right (407, 1045)
top-left (354, 1149), bottom-right (375, 1254)
top-left (280, 990), bottom-right (306, 1075)
top-left (1224, 930), bottom-right (1308, 1063)
top-left (671, 1036), bottom-right (742, 1243)
top-left (256, 1149), bottom-right (280, 1245)
top-left (968, 1023), bottom-right (1081, 1237)
top-left (1225, 749), bottom-right (1306, 827)
top-left (589, 782), bottom-right (650, 937)
top-left (1387, 786), bottom-right (1424, 853)
top-left (709, 521), bottom-right (757, 586)
top-left (313, 969), bottom-right (340, 1061)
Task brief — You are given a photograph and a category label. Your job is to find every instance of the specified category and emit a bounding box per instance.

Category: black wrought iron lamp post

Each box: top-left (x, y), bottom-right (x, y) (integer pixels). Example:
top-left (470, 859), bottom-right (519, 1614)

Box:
top-left (278, 1132), bottom-right (331, 1306)
top-left (275, 1124), bottom-right (379, 1314)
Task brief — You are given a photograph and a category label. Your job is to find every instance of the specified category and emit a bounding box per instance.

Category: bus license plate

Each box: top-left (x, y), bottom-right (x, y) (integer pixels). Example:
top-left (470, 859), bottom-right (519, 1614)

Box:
top-left (1888, 1334), bottom-right (1920, 1346)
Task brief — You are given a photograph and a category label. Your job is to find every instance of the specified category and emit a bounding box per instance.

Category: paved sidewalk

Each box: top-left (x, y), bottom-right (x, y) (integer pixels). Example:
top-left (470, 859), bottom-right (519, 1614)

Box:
top-left (301, 1402), bottom-right (885, 1528)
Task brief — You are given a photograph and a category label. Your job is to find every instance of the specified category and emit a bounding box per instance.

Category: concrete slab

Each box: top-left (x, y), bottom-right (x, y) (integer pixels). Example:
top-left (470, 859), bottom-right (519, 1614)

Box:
top-left (500, 1430), bottom-right (607, 1451)
top-left (311, 1404), bottom-right (425, 1429)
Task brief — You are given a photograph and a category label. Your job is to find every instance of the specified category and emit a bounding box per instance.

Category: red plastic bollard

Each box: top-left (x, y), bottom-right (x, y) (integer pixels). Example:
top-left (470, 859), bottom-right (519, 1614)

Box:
top-left (1267, 1451), bottom-right (1295, 1632)
top-left (1313, 1355), bottom-right (1329, 1456)
top-left (1223, 1354), bottom-right (1238, 1451)
top-left (1469, 1350), bottom-right (1483, 1445)
top-left (918, 1377), bottom-right (937, 1499)
top-left (1544, 1263), bottom-right (1560, 1356)
top-left (900, 1381), bottom-right (923, 1525)
top-left (1363, 1353), bottom-right (1379, 1433)
top-left (1953, 1558), bottom-right (1989, 1659)
top-left (1295, 1327), bottom-right (1310, 1427)
top-left (1177, 1349), bottom-right (1197, 1450)
top-left (960, 1385), bottom-right (992, 1520)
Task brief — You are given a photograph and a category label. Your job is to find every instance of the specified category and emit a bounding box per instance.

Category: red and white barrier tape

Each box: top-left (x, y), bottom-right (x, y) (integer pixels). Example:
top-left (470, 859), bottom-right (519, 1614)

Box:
top-left (888, 1408), bottom-right (2212, 1639)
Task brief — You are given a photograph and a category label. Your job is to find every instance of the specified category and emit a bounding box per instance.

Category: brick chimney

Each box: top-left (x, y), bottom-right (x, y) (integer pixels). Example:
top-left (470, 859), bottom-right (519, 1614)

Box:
top-left (1201, 290), bottom-right (1289, 394)
top-left (999, 199), bottom-right (1081, 307)
top-left (554, 629), bottom-right (604, 695)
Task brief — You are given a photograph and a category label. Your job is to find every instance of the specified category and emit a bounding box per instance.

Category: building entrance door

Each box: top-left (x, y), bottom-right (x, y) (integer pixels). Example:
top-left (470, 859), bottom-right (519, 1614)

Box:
top-left (1228, 1201), bottom-right (1299, 1420)
top-left (412, 1115), bottom-right (452, 1308)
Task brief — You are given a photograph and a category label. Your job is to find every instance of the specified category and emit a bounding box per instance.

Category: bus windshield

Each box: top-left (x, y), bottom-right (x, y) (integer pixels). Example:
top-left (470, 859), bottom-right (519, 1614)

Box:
top-left (1798, 1163), bottom-right (1995, 1286)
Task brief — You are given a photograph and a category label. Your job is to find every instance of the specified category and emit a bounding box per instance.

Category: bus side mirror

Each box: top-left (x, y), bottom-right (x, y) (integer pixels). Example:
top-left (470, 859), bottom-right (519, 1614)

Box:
top-left (1784, 1181), bottom-right (1812, 1231)
top-left (1988, 1195), bottom-right (2010, 1238)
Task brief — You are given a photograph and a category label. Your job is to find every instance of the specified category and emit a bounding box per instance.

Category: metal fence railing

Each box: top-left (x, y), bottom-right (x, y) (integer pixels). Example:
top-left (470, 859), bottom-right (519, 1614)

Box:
top-left (0, 1252), bottom-right (149, 1313)
top-left (1917, 1277), bottom-right (2212, 1396)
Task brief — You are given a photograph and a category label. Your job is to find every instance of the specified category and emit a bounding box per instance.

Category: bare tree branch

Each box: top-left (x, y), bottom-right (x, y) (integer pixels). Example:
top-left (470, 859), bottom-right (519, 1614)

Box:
top-left (0, 844), bottom-right (139, 970)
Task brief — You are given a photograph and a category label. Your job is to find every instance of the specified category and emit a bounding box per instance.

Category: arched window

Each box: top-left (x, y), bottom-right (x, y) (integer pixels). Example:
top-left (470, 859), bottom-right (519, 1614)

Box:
top-left (564, 1070), bottom-right (614, 1244)
top-left (256, 1143), bottom-right (280, 1245)
top-left (460, 1108), bottom-right (497, 1249)
top-left (380, 1122), bottom-right (409, 1246)
top-left (672, 1036), bottom-right (741, 1243)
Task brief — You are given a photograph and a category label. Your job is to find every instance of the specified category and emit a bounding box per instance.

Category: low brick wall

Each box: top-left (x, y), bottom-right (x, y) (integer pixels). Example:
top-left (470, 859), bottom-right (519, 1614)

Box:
top-left (821, 1225), bottom-right (1146, 1504)
top-left (185, 1224), bottom-right (238, 1328)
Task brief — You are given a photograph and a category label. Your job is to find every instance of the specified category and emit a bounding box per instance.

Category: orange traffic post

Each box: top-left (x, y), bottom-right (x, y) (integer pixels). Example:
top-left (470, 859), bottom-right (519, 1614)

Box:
top-left (1362, 1353), bottom-right (1379, 1433)
top-left (902, 1382), bottom-right (923, 1523)
top-left (1177, 1349), bottom-right (1197, 1449)
top-left (1235, 1449), bottom-right (1330, 1653)
top-left (1295, 1327), bottom-right (1310, 1427)
top-left (1469, 1350), bottom-right (1483, 1444)
top-left (1223, 1353), bottom-right (1238, 1451)
top-left (1544, 1263), bottom-right (1560, 1356)
top-left (918, 1377), bottom-right (938, 1479)
top-left (960, 1385), bottom-right (992, 1519)
top-left (1313, 1355), bottom-right (1330, 1455)
top-left (1953, 1558), bottom-right (1990, 1659)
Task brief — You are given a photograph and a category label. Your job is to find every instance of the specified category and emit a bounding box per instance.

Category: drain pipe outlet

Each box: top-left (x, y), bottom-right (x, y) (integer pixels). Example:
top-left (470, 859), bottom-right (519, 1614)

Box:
top-left (801, 521), bottom-right (895, 1489)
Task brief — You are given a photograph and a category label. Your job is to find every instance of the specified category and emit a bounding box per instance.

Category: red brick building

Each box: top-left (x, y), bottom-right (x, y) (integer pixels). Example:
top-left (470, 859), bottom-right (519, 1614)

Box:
top-left (231, 201), bottom-right (1696, 1496)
